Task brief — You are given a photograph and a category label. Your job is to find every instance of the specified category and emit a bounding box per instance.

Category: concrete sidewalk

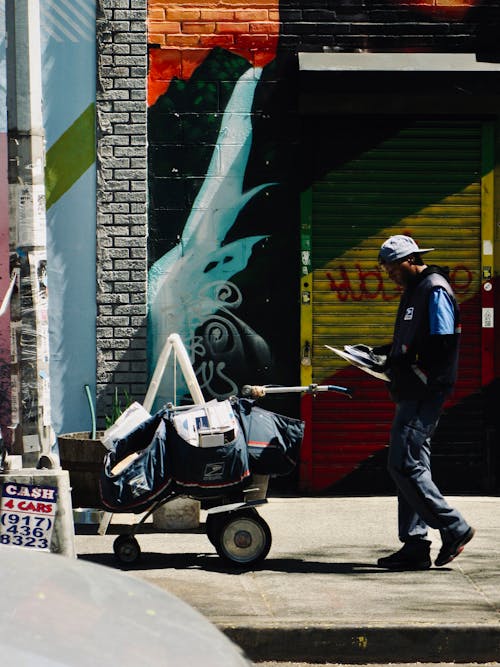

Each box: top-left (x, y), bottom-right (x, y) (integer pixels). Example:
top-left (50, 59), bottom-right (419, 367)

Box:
top-left (75, 496), bottom-right (500, 663)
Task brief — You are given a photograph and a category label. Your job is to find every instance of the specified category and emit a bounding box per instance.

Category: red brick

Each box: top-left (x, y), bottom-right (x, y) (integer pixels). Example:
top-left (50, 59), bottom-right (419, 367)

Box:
top-left (235, 33), bottom-right (270, 47)
top-left (200, 34), bottom-right (235, 47)
top-left (148, 33), bottom-right (166, 46)
top-left (200, 9), bottom-right (235, 21)
top-left (166, 8), bottom-right (200, 21)
top-left (166, 34), bottom-right (202, 46)
top-left (149, 21), bottom-right (181, 33)
top-left (148, 8), bottom-right (165, 21)
top-left (234, 9), bottom-right (268, 20)
top-left (249, 21), bottom-right (279, 34)
top-left (182, 22), bottom-right (217, 34)
top-left (216, 22), bottom-right (249, 34)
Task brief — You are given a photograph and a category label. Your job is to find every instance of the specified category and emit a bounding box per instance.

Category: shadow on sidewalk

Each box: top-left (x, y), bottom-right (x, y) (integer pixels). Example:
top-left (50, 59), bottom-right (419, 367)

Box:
top-left (78, 551), bottom-right (447, 575)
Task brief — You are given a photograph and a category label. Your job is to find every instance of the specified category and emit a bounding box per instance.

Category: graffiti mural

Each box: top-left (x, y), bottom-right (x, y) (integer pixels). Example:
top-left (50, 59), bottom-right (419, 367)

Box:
top-left (147, 1), bottom-right (287, 407)
top-left (147, 1), bottom-right (500, 490)
top-left (148, 65), bottom-right (272, 403)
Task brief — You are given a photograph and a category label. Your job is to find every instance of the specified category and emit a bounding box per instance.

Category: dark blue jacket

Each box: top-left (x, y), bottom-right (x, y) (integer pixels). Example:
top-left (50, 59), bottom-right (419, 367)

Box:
top-left (387, 266), bottom-right (461, 402)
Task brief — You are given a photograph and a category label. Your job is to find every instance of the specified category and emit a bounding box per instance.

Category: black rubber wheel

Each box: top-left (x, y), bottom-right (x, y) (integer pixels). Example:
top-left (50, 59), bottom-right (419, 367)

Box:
top-left (206, 513), bottom-right (224, 547)
top-left (206, 507), bottom-right (257, 547)
top-left (113, 535), bottom-right (141, 564)
top-left (214, 510), bottom-right (271, 568)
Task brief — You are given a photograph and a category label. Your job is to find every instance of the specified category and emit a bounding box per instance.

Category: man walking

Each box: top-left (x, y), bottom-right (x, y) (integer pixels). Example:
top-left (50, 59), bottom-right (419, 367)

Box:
top-left (376, 234), bottom-right (474, 570)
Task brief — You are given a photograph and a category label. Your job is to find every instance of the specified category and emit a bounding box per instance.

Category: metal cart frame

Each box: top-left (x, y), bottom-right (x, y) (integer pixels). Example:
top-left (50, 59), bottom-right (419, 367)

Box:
top-left (102, 334), bottom-right (352, 568)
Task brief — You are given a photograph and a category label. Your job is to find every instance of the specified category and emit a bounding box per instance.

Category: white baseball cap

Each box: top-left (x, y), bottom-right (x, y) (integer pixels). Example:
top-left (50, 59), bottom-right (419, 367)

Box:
top-left (378, 235), bottom-right (434, 264)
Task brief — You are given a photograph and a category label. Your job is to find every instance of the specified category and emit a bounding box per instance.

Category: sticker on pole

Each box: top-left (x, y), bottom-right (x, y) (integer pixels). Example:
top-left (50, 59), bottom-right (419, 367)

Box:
top-left (0, 483), bottom-right (57, 550)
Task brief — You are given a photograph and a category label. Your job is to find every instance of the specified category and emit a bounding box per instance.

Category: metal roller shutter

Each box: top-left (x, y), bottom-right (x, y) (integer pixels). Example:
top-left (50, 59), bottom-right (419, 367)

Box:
top-left (301, 119), bottom-right (486, 493)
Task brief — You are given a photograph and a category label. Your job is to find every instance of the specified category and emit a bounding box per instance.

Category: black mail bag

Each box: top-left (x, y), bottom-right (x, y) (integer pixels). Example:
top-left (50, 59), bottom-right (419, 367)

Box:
top-left (234, 398), bottom-right (305, 476)
top-left (99, 410), bottom-right (173, 513)
top-left (163, 415), bottom-right (251, 498)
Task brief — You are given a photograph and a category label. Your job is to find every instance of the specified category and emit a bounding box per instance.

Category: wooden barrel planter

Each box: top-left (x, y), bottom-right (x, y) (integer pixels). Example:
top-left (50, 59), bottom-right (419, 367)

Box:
top-left (57, 432), bottom-right (107, 509)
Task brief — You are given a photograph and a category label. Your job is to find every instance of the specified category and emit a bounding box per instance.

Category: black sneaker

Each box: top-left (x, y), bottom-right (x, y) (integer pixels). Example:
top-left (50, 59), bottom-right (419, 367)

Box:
top-left (377, 541), bottom-right (432, 570)
top-left (435, 527), bottom-right (475, 567)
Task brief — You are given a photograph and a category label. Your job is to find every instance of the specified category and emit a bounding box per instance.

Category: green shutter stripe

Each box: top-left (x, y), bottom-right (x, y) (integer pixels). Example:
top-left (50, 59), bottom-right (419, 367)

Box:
top-left (310, 121), bottom-right (482, 268)
top-left (45, 103), bottom-right (96, 209)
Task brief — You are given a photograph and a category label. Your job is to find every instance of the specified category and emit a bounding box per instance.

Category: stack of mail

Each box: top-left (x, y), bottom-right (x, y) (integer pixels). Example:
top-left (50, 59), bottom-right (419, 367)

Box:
top-left (325, 344), bottom-right (390, 381)
top-left (172, 399), bottom-right (239, 447)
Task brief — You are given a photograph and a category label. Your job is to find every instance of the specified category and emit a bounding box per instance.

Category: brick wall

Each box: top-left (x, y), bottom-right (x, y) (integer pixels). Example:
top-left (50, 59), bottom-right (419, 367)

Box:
top-left (149, 1), bottom-right (500, 73)
top-left (148, 0), bottom-right (279, 105)
top-left (95, 0), bottom-right (148, 423)
top-left (278, 1), bottom-right (499, 54)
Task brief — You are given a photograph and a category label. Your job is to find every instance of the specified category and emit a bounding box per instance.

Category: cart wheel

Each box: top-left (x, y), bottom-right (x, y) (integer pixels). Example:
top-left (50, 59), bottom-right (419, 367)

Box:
top-left (214, 511), bottom-right (271, 568)
top-left (206, 507), bottom-right (257, 547)
top-left (205, 513), bottom-right (224, 547)
top-left (113, 535), bottom-right (141, 564)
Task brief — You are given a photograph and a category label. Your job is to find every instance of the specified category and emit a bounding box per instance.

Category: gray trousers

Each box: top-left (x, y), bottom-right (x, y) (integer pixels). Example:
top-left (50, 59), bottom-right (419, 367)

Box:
top-left (387, 395), bottom-right (469, 544)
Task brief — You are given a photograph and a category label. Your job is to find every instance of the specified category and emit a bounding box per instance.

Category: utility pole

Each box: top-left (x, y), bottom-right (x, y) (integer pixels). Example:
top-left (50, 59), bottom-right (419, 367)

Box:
top-left (6, 0), bottom-right (52, 464)
top-left (0, 0), bottom-right (75, 558)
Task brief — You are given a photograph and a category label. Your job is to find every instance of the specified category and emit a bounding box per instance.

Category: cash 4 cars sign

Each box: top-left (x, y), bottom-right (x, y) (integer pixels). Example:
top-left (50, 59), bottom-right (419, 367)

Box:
top-left (0, 483), bottom-right (57, 550)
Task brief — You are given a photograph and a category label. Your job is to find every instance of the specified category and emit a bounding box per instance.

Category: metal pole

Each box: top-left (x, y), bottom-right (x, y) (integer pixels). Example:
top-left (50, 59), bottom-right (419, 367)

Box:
top-left (240, 384), bottom-right (353, 398)
top-left (6, 0), bottom-right (52, 464)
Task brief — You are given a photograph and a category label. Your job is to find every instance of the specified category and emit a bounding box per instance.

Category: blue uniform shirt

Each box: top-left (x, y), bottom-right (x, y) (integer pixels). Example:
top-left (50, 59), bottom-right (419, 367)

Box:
top-left (429, 288), bottom-right (455, 335)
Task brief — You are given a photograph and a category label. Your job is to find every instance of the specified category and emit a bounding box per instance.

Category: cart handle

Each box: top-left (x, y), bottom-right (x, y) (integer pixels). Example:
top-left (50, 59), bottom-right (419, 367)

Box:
top-left (240, 383), bottom-right (353, 398)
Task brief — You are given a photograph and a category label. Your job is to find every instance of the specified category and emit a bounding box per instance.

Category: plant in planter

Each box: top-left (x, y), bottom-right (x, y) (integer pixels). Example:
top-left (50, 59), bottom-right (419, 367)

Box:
top-left (105, 388), bottom-right (132, 429)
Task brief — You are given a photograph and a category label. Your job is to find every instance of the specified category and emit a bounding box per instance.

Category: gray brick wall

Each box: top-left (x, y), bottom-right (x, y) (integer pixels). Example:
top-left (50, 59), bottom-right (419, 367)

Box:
top-left (95, 0), bottom-right (148, 423)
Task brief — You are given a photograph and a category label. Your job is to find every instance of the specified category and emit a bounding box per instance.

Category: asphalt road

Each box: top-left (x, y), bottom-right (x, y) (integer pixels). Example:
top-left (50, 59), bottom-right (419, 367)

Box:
top-left (256, 664), bottom-right (500, 667)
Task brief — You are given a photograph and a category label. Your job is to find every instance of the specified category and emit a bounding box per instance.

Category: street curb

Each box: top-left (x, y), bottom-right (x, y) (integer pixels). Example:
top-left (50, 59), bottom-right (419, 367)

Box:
top-left (220, 624), bottom-right (500, 663)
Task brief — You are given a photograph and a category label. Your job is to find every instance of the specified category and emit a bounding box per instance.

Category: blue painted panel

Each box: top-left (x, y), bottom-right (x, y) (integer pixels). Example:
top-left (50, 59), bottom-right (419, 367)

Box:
top-left (41, 1), bottom-right (97, 435)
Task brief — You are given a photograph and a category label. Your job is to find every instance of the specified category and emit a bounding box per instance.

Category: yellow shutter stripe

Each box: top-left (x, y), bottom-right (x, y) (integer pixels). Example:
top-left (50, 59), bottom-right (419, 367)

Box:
top-left (310, 121), bottom-right (482, 384)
